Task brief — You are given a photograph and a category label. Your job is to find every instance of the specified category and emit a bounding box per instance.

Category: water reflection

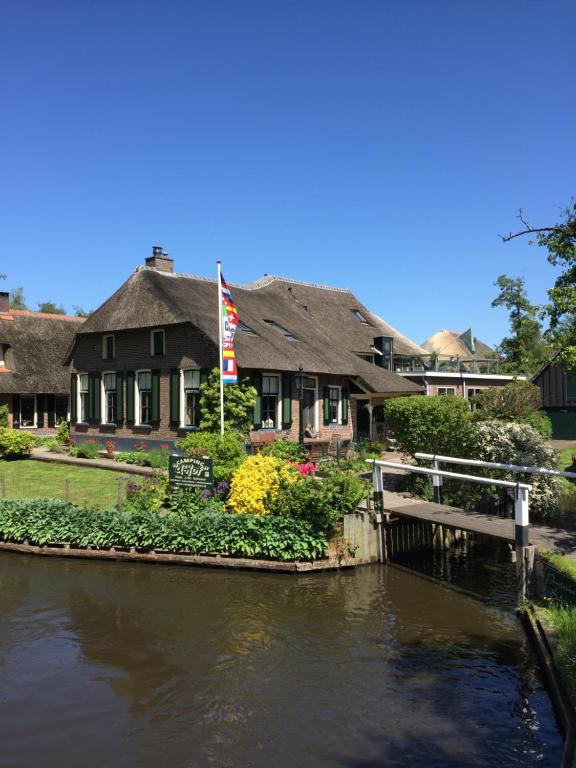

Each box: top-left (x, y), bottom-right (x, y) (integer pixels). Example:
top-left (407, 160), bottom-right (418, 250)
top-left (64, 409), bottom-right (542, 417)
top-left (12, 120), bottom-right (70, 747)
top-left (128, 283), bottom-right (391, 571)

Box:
top-left (0, 553), bottom-right (564, 768)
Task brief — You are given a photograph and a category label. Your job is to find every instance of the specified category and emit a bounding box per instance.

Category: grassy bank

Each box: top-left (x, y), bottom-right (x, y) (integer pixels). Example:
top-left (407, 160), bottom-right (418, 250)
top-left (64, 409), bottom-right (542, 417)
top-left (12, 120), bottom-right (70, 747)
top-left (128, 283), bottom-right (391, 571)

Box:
top-left (0, 459), bottom-right (132, 509)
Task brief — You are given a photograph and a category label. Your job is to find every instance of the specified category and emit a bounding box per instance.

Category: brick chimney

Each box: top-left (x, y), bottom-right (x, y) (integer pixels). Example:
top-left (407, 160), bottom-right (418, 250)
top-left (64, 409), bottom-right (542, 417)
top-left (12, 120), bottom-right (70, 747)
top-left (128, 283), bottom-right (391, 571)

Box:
top-left (145, 246), bottom-right (174, 273)
top-left (0, 292), bottom-right (9, 315)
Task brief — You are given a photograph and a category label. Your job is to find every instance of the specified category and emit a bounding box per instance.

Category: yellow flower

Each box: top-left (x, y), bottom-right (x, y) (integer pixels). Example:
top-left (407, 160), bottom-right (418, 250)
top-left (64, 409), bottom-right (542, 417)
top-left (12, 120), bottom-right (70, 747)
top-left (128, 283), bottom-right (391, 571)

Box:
top-left (228, 455), bottom-right (297, 515)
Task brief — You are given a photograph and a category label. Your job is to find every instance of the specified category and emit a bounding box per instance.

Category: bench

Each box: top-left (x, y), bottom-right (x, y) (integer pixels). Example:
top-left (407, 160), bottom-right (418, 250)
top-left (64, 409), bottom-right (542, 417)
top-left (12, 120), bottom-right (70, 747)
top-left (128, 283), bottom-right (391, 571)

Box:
top-left (248, 431), bottom-right (280, 454)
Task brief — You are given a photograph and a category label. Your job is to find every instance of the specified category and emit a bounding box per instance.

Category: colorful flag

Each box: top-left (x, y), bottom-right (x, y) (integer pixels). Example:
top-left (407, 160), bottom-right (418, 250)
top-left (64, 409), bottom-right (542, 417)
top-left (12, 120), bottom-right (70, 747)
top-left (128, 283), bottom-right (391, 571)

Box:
top-left (220, 274), bottom-right (238, 384)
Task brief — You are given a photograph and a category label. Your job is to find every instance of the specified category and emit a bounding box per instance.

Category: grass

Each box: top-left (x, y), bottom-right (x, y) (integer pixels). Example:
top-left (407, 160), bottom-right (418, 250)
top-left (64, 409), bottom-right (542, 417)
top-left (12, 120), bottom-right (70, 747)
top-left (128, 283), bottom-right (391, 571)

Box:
top-left (0, 459), bottom-right (133, 509)
top-left (537, 603), bottom-right (576, 708)
top-left (557, 445), bottom-right (576, 473)
top-left (541, 551), bottom-right (576, 580)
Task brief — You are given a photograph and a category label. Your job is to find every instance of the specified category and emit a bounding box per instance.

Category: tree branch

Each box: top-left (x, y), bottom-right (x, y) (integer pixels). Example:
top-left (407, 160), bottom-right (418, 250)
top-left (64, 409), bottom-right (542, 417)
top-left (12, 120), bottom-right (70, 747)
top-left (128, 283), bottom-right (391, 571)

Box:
top-left (499, 226), bottom-right (561, 243)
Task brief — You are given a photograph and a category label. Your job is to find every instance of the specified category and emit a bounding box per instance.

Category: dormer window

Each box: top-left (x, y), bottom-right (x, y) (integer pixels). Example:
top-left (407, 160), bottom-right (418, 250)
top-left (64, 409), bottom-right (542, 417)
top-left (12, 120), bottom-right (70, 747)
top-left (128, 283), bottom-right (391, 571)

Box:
top-left (151, 329), bottom-right (165, 356)
top-left (102, 334), bottom-right (115, 360)
top-left (263, 320), bottom-right (297, 341)
top-left (351, 309), bottom-right (370, 325)
top-left (238, 322), bottom-right (258, 336)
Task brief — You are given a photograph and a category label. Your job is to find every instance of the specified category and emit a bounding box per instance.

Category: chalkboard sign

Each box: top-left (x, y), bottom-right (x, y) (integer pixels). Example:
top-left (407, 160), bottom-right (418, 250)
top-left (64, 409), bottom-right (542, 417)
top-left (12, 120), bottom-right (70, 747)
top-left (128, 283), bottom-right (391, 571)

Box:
top-left (169, 455), bottom-right (214, 490)
top-left (543, 562), bottom-right (576, 608)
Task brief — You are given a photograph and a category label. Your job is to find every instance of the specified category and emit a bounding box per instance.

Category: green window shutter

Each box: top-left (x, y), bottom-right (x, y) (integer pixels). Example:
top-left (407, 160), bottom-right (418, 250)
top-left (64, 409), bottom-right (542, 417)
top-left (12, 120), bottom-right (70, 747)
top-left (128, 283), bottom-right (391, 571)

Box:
top-left (36, 394), bottom-right (45, 428)
top-left (125, 371), bottom-right (135, 424)
top-left (282, 373), bottom-right (292, 429)
top-left (341, 388), bottom-right (349, 425)
top-left (89, 373), bottom-right (101, 424)
top-left (567, 373), bottom-right (576, 402)
top-left (70, 376), bottom-right (77, 424)
top-left (323, 387), bottom-right (330, 426)
top-left (13, 394), bottom-right (20, 428)
top-left (47, 395), bottom-right (55, 428)
top-left (151, 369), bottom-right (161, 423)
top-left (170, 369), bottom-right (180, 427)
top-left (115, 373), bottom-right (124, 424)
top-left (252, 373), bottom-right (262, 428)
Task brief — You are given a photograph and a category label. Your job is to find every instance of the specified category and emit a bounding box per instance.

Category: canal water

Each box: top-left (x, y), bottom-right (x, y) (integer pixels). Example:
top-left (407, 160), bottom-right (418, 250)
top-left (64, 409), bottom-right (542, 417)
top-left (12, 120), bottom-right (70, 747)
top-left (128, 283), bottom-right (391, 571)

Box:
top-left (0, 549), bottom-right (564, 768)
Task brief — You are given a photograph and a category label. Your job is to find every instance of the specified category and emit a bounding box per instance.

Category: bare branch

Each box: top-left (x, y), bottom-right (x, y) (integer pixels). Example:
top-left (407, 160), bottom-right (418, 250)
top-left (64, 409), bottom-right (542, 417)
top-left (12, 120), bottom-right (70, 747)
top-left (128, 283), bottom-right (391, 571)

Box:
top-left (499, 227), bottom-right (561, 243)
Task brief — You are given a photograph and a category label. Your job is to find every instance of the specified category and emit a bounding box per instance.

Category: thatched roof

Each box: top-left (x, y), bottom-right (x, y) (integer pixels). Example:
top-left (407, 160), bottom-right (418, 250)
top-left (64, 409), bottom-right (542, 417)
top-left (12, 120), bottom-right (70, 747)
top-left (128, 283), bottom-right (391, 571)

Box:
top-left (421, 329), bottom-right (496, 361)
top-left (0, 310), bottom-right (85, 394)
top-left (76, 268), bottom-right (422, 395)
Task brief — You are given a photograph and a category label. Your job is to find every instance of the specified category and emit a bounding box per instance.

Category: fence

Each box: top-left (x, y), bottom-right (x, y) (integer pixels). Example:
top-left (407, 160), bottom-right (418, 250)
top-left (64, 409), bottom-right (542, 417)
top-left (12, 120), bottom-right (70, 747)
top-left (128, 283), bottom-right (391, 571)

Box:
top-left (0, 472), bottom-right (134, 510)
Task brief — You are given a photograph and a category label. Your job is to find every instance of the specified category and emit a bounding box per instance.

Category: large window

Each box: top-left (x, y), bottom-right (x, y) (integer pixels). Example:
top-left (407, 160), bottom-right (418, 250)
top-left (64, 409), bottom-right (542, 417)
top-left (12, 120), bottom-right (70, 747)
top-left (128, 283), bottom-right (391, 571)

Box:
top-left (137, 371), bottom-right (152, 425)
top-left (327, 386), bottom-right (341, 424)
top-left (19, 395), bottom-right (36, 428)
top-left (151, 329), bottom-right (165, 357)
top-left (183, 369), bottom-right (201, 427)
top-left (102, 334), bottom-right (115, 360)
top-left (437, 387), bottom-right (456, 396)
top-left (54, 396), bottom-right (68, 425)
top-left (467, 387), bottom-right (484, 411)
top-left (79, 374), bottom-right (89, 422)
top-left (103, 373), bottom-right (117, 424)
top-left (262, 375), bottom-right (280, 428)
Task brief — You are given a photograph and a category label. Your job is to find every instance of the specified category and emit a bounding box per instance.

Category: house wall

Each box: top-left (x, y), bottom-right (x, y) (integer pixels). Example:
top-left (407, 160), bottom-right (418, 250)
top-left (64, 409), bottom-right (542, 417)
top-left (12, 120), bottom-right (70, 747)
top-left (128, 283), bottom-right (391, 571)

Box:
top-left (533, 364), bottom-right (576, 439)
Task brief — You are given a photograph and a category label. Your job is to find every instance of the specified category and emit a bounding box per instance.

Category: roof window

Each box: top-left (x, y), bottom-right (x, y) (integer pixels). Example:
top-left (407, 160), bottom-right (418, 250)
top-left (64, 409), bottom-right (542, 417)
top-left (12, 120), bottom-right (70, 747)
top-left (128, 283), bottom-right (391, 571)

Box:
top-left (351, 309), bottom-right (370, 324)
top-left (263, 320), bottom-right (298, 341)
top-left (238, 322), bottom-right (258, 337)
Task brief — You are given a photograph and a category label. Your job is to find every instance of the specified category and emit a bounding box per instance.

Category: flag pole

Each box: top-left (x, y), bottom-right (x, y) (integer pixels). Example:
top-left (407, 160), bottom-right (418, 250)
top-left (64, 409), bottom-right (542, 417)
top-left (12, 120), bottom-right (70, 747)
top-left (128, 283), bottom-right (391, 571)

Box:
top-left (217, 260), bottom-right (225, 436)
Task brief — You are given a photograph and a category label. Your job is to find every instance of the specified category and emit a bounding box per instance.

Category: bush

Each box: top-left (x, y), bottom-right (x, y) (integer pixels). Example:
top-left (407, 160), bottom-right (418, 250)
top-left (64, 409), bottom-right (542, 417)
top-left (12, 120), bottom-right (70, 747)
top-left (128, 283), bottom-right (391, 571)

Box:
top-left (0, 427), bottom-right (37, 457)
top-left (0, 498), bottom-right (327, 561)
top-left (56, 420), bottom-right (70, 444)
top-left (114, 451), bottom-right (149, 466)
top-left (124, 473), bottom-right (168, 513)
top-left (169, 486), bottom-right (226, 516)
top-left (519, 410), bottom-right (553, 438)
top-left (198, 368), bottom-right (257, 433)
top-left (72, 440), bottom-right (99, 459)
top-left (472, 380), bottom-right (543, 420)
top-left (383, 396), bottom-right (477, 459)
top-left (0, 405), bottom-right (8, 428)
top-left (261, 439), bottom-right (306, 463)
top-left (177, 431), bottom-right (247, 484)
top-left (227, 454), bottom-right (297, 516)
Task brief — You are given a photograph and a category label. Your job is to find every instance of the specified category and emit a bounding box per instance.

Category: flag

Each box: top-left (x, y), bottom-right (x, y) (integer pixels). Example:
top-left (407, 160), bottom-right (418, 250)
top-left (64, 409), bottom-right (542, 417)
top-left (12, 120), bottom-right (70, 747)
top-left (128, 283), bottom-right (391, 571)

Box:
top-left (220, 274), bottom-right (238, 384)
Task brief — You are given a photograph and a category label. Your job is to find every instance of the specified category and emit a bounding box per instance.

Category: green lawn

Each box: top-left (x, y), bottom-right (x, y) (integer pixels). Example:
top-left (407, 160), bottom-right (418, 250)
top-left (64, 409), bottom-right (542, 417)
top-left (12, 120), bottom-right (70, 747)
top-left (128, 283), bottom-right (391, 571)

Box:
top-left (0, 459), bottom-right (133, 509)
top-left (557, 445), bottom-right (576, 473)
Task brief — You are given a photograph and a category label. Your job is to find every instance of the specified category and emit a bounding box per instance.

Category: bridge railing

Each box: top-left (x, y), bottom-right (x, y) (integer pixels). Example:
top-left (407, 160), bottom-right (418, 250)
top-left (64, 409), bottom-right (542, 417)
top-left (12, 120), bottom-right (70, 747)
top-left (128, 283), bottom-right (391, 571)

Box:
top-left (367, 459), bottom-right (532, 547)
top-left (414, 452), bottom-right (576, 481)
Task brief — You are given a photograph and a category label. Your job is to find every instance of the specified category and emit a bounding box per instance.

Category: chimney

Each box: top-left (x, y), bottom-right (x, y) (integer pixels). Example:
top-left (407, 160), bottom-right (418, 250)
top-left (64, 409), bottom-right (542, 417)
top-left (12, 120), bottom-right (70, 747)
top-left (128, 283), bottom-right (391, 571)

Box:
top-left (0, 292), bottom-right (9, 315)
top-left (145, 246), bottom-right (174, 273)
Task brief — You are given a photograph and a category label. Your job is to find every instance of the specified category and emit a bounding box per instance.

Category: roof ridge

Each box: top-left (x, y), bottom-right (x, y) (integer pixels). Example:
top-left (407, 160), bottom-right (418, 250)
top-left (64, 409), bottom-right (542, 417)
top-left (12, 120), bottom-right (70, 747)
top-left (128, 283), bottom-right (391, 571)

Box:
top-left (9, 310), bottom-right (85, 322)
top-left (140, 266), bottom-right (351, 293)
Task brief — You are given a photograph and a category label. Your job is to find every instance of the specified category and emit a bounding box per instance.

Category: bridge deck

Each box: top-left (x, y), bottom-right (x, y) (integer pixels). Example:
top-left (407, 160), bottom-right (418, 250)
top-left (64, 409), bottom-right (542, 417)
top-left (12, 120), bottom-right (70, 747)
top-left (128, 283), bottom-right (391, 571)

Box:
top-left (380, 491), bottom-right (576, 556)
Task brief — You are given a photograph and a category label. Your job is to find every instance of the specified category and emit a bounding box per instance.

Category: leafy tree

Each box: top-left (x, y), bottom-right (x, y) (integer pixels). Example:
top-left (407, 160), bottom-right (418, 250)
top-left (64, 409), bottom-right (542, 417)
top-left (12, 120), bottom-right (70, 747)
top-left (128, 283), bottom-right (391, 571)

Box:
top-left (38, 301), bottom-right (66, 315)
top-left (73, 306), bottom-right (93, 318)
top-left (491, 275), bottom-right (548, 375)
top-left (199, 368), bottom-right (257, 433)
top-left (472, 380), bottom-right (542, 420)
top-left (9, 288), bottom-right (27, 310)
top-left (502, 202), bottom-right (576, 366)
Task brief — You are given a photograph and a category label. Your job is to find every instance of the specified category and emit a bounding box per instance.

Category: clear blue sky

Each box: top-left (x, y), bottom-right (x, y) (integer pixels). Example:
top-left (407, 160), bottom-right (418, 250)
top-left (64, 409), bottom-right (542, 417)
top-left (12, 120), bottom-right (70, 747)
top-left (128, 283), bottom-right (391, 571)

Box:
top-left (1, 0), bottom-right (574, 348)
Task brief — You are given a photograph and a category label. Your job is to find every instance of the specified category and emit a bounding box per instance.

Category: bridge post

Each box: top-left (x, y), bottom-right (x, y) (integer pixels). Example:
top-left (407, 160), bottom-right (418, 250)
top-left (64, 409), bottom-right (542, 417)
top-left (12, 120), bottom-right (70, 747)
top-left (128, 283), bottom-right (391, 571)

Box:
top-left (432, 458), bottom-right (443, 505)
top-left (515, 486), bottom-right (531, 603)
top-left (372, 460), bottom-right (384, 515)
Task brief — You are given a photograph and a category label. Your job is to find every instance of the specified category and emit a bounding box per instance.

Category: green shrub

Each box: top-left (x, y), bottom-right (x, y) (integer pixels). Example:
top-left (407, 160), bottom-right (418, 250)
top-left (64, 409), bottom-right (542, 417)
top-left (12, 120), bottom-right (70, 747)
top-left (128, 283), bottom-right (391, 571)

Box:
top-left (261, 439), bottom-right (306, 463)
top-left (74, 440), bottom-right (99, 459)
top-left (0, 427), bottom-right (37, 457)
top-left (56, 420), bottom-right (70, 444)
top-left (148, 447), bottom-right (170, 469)
top-left (169, 487), bottom-right (226, 516)
top-left (0, 498), bottom-right (327, 561)
top-left (519, 410), bottom-right (553, 438)
top-left (0, 405), bottom-right (8, 428)
top-left (124, 473), bottom-right (168, 513)
top-left (176, 431), bottom-right (247, 484)
top-left (114, 451), bottom-right (150, 466)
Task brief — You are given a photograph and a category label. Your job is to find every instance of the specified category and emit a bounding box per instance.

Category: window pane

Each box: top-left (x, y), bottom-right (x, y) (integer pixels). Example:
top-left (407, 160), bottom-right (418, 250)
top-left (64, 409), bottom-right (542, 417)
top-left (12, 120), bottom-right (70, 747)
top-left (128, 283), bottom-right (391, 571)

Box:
top-left (106, 391), bottom-right (116, 423)
top-left (262, 375), bottom-right (279, 394)
top-left (138, 371), bottom-right (151, 390)
top-left (184, 369), bottom-right (200, 390)
top-left (141, 391), bottom-right (151, 423)
top-left (185, 391), bottom-right (200, 427)
top-left (262, 394), bottom-right (278, 428)
top-left (104, 373), bottom-right (116, 390)
top-left (153, 331), bottom-right (164, 355)
top-left (20, 396), bottom-right (35, 427)
top-left (79, 374), bottom-right (88, 392)
top-left (55, 396), bottom-right (68, 423)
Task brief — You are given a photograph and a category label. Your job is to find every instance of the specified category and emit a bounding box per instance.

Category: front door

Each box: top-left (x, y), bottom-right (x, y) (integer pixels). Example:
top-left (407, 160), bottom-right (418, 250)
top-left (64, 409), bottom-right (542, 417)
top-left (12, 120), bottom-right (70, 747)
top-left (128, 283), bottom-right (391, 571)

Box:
top-left (302, 386), bottom-right (316, 430)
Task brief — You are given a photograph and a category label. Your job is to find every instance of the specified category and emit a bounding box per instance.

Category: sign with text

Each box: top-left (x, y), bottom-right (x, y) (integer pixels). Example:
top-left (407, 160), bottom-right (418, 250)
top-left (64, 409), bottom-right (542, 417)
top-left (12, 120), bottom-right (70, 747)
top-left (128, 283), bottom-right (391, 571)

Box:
top-left (169, 455), bottom-right (214, 490)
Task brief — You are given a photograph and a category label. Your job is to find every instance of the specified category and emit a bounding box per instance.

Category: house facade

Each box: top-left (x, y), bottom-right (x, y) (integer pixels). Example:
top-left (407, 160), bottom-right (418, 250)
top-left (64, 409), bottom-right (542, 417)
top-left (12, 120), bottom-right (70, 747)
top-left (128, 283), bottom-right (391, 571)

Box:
top-left (65, 249), bottom-right (423, 448)
top-left (0, 292), bottom-right (84, 433)
top-left (533, 359), bottom-right (576, 439)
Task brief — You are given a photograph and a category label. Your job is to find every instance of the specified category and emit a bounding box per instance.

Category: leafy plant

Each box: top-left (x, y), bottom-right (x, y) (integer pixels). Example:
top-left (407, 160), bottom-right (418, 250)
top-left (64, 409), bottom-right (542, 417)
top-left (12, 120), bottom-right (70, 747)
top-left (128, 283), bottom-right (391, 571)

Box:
top-left (227, 454), bottom-right (297, 516)
top-left (472, 380), bottom-right (544, 420)
top-left (74, 440), bottom-right (99, 459)
top-left (169, 487), bottom-right (225, 516)
top-left (0, 427), bottom-right (37, 457)
top-left (0, 405), bottom-right (8, 428)
top-left (123, 473), bottom-right (168, 513)
top-left (261, 440), bottom-right (306, 463)
top-left (199, 368), bottom-right (257, 433)
top-left (177, 430), bottom-right (247, 484)
top-left (56, 420), bottom-right (70, 444)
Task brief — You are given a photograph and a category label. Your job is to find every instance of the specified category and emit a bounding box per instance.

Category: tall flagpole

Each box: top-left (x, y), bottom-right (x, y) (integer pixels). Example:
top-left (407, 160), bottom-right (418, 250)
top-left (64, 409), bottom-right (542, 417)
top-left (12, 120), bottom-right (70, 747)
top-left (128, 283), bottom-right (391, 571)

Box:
top-left (217, 260), bottom-right (225, 436)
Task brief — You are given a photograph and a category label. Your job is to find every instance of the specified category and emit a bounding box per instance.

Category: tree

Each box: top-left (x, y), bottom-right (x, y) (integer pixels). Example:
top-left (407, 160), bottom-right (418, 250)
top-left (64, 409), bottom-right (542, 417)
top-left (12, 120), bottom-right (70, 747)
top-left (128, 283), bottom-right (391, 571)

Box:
top-left (472, 380), bottom-right (542, 420)
top-left (38, 301), bottom-right (66, 315)
top-left (491, 275), bottom-right (548, 374)
top-left (502, 202), bottom-right (576, 366)
top-left (73, 306), bottom-right (93, 318)
top-left (199, 368), bottom-right (257, 433)
top-left (9, 288), bottom-right (28, 310)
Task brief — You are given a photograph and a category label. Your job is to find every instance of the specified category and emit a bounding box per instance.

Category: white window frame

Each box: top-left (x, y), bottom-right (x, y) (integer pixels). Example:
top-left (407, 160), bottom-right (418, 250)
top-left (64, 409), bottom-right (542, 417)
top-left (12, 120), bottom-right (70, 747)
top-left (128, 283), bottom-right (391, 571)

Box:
top-left (437, 387), bottom-right (456, 396)
top-left (135, 369), bottom-right (152, 426)
top-left (19, 394), bottom-right (37, 429)
top-left (327, 385), bottom-right (342, 425)
top-left (180, 368), bottom-right (202, 428)
top-left (261, 373), bottom-right (282, 429)
top-left (77, 373), bottom-right (89, 423)
top-left (101, 371), bottom-right (117, 425)
top-left (150, 329), bottom-right (165, 357)
top-left (102, 334), bottom-right (115, 361)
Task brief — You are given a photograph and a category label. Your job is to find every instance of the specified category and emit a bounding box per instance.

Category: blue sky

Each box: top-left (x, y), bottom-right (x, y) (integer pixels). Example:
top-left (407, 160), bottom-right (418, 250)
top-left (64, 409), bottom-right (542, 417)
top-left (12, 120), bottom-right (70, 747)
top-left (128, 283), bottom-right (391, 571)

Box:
top-left (1, 0), bottom-right (574, 347)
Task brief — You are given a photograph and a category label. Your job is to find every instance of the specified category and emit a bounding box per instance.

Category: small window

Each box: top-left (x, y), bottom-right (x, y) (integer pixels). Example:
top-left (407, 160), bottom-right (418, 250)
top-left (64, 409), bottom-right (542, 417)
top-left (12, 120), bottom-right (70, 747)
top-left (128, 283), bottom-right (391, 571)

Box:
top-left (19, 395), bottom-right (36, 428)
top-left (437, 387), bottom-right (456, 396)
top-left (261, 374), bottom-right (280, 428)
top-left (102, 335), bottom-right (115, 360)
top-left (238, 322), bottom-right (258, 336)
top-left (79, 374), bottom-right (89, 422)
top-left (151, 329), bottom-right (165, 356)
top-left (183, 369), bottom-right (201, 427)
top-left (467, 388), bottom-right (483, 411)
top-left (263, 320), bottom-right (297, 341)
top-left (351, 309), bottom-right (370, 324)
top-left (328, 386), bottom-right (341, 424)
top-left (54, 395), bottom-right (68, 425)
top-left (137, 371), bottom-right (152, 424)
top-left (103, 373), bottom-right (117, 423)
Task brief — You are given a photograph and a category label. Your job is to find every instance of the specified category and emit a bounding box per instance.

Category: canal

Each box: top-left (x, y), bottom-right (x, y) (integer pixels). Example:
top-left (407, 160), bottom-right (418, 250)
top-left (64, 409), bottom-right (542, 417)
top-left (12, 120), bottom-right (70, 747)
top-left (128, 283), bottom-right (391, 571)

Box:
top-left (0, 549), bottom-right (564, 767)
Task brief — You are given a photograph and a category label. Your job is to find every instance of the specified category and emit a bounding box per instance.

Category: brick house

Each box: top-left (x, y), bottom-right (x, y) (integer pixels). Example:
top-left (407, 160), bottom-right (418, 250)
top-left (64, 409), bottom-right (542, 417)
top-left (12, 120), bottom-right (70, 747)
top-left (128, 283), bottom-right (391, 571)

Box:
top-left (0, 291), bottom-right (85, 433)
top-left (65, 248), bottom-right (422, 448)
